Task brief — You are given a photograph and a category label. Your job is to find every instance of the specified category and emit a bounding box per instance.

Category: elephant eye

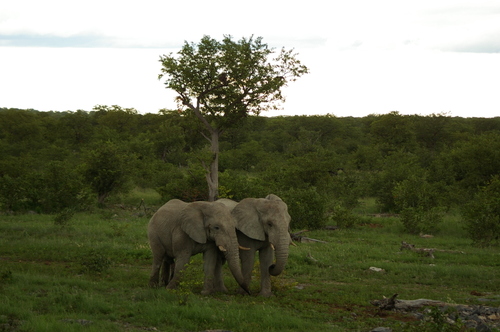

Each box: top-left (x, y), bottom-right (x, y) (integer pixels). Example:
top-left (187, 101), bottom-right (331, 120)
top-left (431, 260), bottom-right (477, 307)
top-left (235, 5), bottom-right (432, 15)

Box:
top-left (213, 226), bottom-right (220, 231)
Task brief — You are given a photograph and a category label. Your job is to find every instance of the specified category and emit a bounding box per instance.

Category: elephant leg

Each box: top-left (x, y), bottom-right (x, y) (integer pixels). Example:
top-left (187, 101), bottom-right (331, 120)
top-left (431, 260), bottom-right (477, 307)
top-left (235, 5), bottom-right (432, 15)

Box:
top-left (166, 253), bottom-right (191, 290)
top-left (213, 255), bottom-right (228, 293)
top-left (258, 246), bottom-right (274, 297)
top-left (149, 248), bottom-right (166, 287)
top-left (237, 247), bottom-right (256, 294)
top-left (201, 249), bottom-right (222, 295)
top-left (160, 257), bottom-right (174, 287)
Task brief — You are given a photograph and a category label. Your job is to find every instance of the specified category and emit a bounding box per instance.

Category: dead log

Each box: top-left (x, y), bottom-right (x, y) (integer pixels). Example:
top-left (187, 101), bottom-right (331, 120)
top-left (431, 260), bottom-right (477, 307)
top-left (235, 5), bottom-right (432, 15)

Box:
top-left (400, 241), bottom-right (465, 258)
top-left (371, 294), bottom-right (500, 330)
top-left (291, 230), bottom-right (309, 238)
top-left (371, 293), bottom-right (460, 310)
top-left (400, 241), bottom-right (436, 258)
top-left (291, 230), bottom-right (328, 244)
top-left (298, 237), bottom-right (328, 244)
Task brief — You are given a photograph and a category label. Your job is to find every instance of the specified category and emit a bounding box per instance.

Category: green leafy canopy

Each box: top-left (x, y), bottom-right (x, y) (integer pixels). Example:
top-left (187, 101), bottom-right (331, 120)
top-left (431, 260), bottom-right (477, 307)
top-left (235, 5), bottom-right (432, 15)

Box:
top-left (158, 35), bottom-right (309, 128)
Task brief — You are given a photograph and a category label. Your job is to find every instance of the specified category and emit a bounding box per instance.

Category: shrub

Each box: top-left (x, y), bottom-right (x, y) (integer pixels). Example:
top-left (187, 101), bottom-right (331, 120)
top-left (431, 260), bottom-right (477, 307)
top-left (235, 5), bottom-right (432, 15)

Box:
top-left (81, 141), bottom-right (134, 207)
top-left (399, 206), bottom-right (444, 235)
top-left (327, 171), bottom-right (363, 210)
top-left (329, 202), bottom-right (360, 229)
top-left (461, 176), bottom-right (500, 246)
top-left (156, 161), bottom-right (208, 202)
top-left (0, 269), bottom-right (13, 284)
top-left (0, 161), bottom-right (92, 213)
top-left (393, 174), bottom-right (444, 234)
top-left (218, 170), bottom-right (268, 200)
top-left (80, 249), bottom-right (112, 274)
top-left (280, 187), bottom-right (327, 230)
top-left (53, 208), bottom-right (75, 226)
top-left (369, 151), bottom-right (423, 212)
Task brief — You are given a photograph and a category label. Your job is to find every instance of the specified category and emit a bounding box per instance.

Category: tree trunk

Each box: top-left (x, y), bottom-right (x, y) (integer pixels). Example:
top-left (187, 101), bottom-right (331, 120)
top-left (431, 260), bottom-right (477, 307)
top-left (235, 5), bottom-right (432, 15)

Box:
top-left (206, 130), bottom-right (220, 202)
top-left (97, 192), bottom-right (109, 207)
top-left (190, 104), bottom-right (220, 202)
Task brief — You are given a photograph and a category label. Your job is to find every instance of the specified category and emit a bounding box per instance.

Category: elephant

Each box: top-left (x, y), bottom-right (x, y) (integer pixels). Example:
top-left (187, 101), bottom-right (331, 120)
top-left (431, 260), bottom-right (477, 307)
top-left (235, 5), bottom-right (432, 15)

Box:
top-left (147, 199), bottom-right (249, 295)
top-left (217, 194), bottom-right (292, 297)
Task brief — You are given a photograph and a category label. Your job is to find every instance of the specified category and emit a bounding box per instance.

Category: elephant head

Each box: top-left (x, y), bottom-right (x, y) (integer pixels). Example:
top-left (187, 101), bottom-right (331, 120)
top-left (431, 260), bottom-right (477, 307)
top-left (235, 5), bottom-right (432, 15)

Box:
top-left (231, 195), bottom-right (291, 276)
top-left (179, 201), bottom-right (248, 292)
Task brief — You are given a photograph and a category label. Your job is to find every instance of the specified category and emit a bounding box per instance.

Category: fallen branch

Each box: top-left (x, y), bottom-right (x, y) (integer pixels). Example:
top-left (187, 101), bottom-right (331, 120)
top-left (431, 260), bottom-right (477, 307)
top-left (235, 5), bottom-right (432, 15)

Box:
top-left (370, 294), bottom-right (500, 330)
top-left (298, 237), bottom-right (328, 243)
top-left (370, 293), bottom-right (458, 310)
top-left (400, 241), bottom-right (436, 258)
top-left (400, 241), bottom-right (465, 258)
top-left (291, 230), bottom-right (309, 238)
top-left (291, 230), bottom-right (328, 244)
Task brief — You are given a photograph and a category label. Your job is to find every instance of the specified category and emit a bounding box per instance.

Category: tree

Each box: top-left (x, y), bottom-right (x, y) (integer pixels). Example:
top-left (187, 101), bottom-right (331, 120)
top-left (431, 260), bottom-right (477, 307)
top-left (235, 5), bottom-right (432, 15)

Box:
top-left (158, 35), bottom-right (308, 201)
top-left (369, 111), bottom-right (417, 154)
top-left (438, 131), bottom-right (500, 203)
top-left (92, 105), bottom-right (139, 140)
top-left (461, 175), bottom-right (500, 246)
top-left (81, 141), bottom-right (134, 207)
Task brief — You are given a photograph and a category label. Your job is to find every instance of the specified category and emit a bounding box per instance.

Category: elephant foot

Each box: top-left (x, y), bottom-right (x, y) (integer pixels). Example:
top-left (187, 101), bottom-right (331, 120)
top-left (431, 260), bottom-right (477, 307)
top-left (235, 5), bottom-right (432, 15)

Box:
top-left (200, 289), bottom-right (214, 295)
top-left (201, 287), bottom-right (228, 295)
top-left (149, 277), bottom-right (160, 288)
top-left (236, 287), bottom-right (250, 295)
top-left (165, 280), bottom-right (179, 290)
top-left (214, 286), bottom-right (228, 293)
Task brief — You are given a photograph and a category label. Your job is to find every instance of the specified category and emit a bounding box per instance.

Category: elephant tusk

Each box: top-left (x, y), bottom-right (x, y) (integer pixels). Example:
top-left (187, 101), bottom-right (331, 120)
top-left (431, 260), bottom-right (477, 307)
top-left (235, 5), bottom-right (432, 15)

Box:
top-left (218, 245), bottom-right (227, 252)
top-left (290, 241), bottom-right (298, 247)
top-left (270, 243), bottom-right (276, 251)
top-left (239, 245), bottom-right (251, 251)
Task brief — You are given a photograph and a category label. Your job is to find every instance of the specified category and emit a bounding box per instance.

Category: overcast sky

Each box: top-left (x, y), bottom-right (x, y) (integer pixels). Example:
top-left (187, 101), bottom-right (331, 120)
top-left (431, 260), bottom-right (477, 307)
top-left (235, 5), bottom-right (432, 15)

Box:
top-left (1, 0), bottom-right (500, 117)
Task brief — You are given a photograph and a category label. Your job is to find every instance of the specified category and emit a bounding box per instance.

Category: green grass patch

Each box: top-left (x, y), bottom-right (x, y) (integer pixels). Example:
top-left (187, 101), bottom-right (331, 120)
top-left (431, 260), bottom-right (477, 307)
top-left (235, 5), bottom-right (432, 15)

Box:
top-left (1, 207), bottom-right (499, 331)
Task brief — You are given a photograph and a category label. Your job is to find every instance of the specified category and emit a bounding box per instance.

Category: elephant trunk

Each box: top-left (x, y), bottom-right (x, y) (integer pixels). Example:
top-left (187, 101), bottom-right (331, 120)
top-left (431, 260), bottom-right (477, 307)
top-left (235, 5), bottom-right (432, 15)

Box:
top-left (220, 238), bottom-right (250, 294)
top-left (268, 236), bottom-right (289, 276)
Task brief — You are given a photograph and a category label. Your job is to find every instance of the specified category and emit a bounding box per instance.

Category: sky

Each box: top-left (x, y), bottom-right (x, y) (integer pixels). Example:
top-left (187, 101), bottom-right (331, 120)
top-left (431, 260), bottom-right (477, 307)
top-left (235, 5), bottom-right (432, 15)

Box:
top-left (1, 0), bottom-right (500, 118)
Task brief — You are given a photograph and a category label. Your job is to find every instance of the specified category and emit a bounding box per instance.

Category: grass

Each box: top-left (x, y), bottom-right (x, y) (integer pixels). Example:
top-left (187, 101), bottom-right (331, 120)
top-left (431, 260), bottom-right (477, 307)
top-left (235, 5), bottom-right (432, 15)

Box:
top-left (1, 198), bottom-right (499, 331)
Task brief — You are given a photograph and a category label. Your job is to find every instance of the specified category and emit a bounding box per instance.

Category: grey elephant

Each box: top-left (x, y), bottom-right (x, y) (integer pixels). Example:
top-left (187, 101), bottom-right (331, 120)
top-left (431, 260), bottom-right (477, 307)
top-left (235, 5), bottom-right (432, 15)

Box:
top-left (147, 199), bottom-right (249, 295)
top-left (217, 194), bottom-right (292, 297)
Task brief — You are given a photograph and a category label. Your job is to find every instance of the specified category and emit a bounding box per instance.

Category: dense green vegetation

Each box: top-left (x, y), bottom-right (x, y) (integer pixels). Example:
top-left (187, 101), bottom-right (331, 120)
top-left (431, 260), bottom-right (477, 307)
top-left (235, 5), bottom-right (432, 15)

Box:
top-left (1, 107), bottom-right (500, 245)
top-left (1, 107), bottom-right (500, 330)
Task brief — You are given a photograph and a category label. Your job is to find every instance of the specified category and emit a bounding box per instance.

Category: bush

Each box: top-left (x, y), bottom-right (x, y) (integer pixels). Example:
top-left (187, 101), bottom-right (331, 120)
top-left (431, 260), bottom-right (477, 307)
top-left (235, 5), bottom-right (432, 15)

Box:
top-left (399, 206), bottom-right (444, 235)
top-left (53, 208), bottom-right (75, 226)
top-left (81, 141), bottom-right (135, 207)
top-left (329, 202), bottom-right (360, 229)
top-left (461, 176), bottom-right (500, 246)
top-left (218, 170), bottom-right (268, 200)
top-left (80, 249), bottom-right (112, 274)
top-left (0, 161), bottom-right (92, 213)
top-left (393, 174), bottom-right (444, 234)
top-left (280, 187), bottom-right (327, 230)
top-left (156, 162), bottom-right (208, 202)
top-left (371, 151), bottom-right (423, 212)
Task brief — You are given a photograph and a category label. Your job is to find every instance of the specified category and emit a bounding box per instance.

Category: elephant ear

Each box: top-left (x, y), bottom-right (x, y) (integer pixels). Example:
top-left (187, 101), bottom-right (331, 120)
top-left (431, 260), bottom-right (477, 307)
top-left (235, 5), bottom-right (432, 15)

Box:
top-left (180, 203), bottom-right (207, 244)
top-left (233, 198), bottom-right (266, 241)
